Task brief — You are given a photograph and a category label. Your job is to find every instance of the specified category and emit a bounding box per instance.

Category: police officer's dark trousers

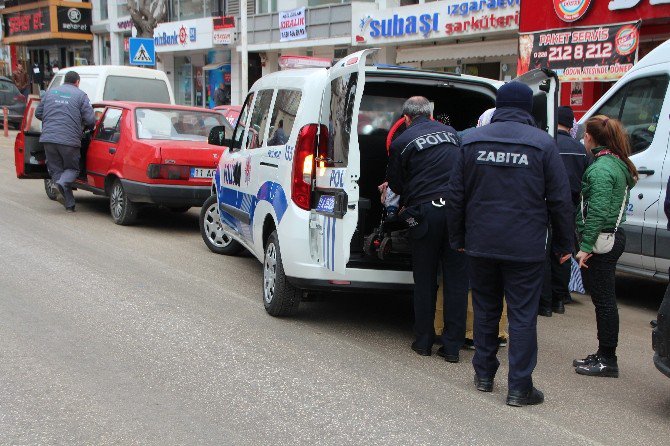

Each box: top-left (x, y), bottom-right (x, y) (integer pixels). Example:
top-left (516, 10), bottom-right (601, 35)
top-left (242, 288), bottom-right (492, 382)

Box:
top-left (410, 201), bottom-right (468, 354)
top-left (469, 257), bottom-right (544, 391)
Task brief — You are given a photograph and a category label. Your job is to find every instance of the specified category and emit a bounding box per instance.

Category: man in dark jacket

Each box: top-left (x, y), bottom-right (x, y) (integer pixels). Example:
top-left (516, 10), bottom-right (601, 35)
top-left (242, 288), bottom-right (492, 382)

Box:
top-left (540, 106), bottom-right (590, 316)
top-left (447, 82), bottom-right (574, 406)
top-left (386, 96), bottom-right (468, 362)
top-left (35, 70), bottom-right (96, 212)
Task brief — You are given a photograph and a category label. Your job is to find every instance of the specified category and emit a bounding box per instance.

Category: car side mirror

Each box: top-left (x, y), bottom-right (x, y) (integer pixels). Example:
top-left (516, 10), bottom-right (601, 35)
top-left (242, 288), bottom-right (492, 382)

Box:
top-left (208, 125), bottom-right (232, 147)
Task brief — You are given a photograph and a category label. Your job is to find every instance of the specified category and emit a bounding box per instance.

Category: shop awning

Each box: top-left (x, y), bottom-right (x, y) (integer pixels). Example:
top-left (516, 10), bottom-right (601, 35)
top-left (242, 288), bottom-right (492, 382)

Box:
top-left (203, 63), bottom-right (226, 71)
top-left (396, 39), bottom-right (518, 64)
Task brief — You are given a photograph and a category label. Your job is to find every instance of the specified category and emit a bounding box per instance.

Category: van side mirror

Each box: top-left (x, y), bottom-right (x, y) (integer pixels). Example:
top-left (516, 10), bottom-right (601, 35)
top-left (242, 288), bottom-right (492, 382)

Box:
top-left (208, 125), bottom-right (232, 147)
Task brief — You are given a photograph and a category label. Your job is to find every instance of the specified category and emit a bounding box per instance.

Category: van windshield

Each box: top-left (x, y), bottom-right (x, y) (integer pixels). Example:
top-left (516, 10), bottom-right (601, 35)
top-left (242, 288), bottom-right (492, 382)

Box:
top-left (135, 108), bottom-right (228, 141)
top-left (104, 76), bottom-right (171, 103)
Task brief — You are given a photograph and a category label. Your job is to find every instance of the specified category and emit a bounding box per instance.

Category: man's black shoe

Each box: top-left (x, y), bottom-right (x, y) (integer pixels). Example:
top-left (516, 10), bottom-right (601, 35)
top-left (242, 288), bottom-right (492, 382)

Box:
top-left (573, 353), bottom-right (599, 367)
top-left (538, 307), bottom-right (552, 317)
top-left (436, 346), bottom-right (459, 363)
top-left (506, 387), bottom-right (544, 407)
top-left (575, 355), bottom-right (619, 378)
top-left (651, 319), bottom-right (658, 328)
top-left (411, 342), bottom-right (431, 356)
top-left (65, 206), bottom-right (76, 213)
top-left (552, 301), bottom-right (565, 314)
top-left (474, 375), bottom-right (493, 392)
top-left (54, 184), bottom-right (66, 207)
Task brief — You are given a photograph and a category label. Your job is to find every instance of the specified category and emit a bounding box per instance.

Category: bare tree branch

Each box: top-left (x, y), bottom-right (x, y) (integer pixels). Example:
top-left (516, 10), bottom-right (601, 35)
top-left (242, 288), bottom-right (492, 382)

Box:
top-left (127, 0), bottom-right (167, 38)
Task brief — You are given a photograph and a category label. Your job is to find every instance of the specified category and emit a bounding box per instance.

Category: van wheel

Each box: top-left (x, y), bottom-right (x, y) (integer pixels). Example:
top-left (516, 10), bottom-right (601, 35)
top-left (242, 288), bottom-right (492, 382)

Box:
top-left (199, 195), bottom-right (243, 255)
top-left (110, 179), bottom-right (138, 225)
top-left (263, 231), bottom-right (301, 317)
top-left (44, 179), bottom-right (57, 201)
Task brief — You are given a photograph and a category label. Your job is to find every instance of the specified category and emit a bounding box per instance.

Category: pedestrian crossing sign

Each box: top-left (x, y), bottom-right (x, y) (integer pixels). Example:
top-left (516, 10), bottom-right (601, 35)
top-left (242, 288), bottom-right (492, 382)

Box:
top-left (129, 38), bottom-right (155, 66)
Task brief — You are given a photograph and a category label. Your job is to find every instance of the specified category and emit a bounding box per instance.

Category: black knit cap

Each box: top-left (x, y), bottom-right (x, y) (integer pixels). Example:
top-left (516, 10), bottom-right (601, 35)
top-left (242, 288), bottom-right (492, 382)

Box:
top-left (496, 82), bottom-right (533, 114)
top-left (557, 106), bottom-right (575, 128)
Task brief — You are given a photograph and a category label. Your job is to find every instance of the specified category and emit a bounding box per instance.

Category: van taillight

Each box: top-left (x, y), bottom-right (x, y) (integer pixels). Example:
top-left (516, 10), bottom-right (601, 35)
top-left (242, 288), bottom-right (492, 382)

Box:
top-left (147, 164), bottom-right (190, 180)
top-left (292, 124), bottom-right (328, 210)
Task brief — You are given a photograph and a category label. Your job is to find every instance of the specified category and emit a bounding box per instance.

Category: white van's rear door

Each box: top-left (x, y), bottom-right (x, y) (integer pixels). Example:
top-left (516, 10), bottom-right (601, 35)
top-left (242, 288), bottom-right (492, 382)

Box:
top-left (310, 49), bottom-right (377, 275)
top-left (516, 68), bottom-right (559, 137)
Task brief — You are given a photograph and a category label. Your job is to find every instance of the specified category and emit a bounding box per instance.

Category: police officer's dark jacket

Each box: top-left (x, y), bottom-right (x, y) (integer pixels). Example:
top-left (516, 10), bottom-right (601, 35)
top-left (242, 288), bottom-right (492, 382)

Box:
top-left (386, 116), bottom-right (460, 207)
top-left (446, 107), bottom-right (574, 263)
top-left (557, 129), bottom-right (590, 209)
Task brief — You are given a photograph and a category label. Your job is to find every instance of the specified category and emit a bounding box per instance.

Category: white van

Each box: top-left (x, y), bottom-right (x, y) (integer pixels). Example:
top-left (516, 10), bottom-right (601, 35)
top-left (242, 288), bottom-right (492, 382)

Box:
top-left (48, 65), bottom-right (175, 104)
top-left (202, 49), bottom-right (558, 316)
top-left (578, 39), bottom-right (670, 281)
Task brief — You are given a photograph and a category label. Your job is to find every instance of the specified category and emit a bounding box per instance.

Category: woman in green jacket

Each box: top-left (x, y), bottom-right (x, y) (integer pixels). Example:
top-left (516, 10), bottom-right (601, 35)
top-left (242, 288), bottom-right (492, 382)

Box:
top-left (574, 115), bottom-right (637, 378)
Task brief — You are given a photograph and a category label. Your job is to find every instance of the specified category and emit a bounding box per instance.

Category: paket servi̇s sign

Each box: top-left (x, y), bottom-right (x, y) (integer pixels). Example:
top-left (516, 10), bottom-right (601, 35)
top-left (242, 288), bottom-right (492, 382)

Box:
top-left (352, 0), bottom-right (520, 46)
top-left (518, 21), bottom-right (641, 82)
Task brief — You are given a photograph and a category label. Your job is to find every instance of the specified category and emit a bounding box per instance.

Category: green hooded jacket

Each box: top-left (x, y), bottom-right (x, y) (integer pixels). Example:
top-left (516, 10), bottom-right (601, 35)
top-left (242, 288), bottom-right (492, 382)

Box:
top-left (576, 148), bottom-right (636, 253)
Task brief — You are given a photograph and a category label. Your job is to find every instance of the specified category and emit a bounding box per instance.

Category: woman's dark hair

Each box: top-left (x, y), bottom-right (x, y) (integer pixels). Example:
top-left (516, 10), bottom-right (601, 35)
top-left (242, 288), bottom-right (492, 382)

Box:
top-left (585, 114), bottom-right (638, 182)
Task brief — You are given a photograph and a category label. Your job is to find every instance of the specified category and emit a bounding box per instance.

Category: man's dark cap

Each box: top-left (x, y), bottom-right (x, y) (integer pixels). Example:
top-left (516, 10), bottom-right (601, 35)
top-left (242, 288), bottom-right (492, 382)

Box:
top-left (496, 82), bottom-right (533, 114)
top-left (557, 106), bottom-right (575, 128)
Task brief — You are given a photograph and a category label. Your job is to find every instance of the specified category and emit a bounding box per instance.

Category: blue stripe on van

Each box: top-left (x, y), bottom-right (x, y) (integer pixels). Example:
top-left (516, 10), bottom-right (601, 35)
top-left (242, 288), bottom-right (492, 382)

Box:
top-left (330, 217), bottom-right (336, 271)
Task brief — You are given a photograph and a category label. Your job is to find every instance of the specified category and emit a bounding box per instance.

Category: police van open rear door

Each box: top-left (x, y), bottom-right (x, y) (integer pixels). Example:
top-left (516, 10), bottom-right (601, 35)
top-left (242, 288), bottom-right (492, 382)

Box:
top-left (309, 49), bottom-right (377, 275)
top-left (516, 68), bottom-right (559, 137)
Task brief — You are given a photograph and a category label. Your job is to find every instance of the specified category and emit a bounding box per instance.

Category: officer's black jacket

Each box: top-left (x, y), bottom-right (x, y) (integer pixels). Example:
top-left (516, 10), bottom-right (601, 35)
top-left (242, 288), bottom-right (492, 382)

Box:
top-left (557, 129), bottom-right (591, 209)
top-left (446, 108), bottom-right (574, 263)
top-left (386, 116), bottom-right (460, 207)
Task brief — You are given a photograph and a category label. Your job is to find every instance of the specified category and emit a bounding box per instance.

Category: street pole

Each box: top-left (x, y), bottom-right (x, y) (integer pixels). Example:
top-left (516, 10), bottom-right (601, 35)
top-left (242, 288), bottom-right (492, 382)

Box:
top-left (240, 0), bottom-right (248, 100)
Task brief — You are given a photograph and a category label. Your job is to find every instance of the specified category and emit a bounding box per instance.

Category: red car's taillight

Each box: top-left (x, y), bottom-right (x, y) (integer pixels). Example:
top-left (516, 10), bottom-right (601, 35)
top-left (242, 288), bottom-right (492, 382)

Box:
top-left (292, 124), bottom-right (328, 210)
top-left (147, 164), bottom-right (190, 180)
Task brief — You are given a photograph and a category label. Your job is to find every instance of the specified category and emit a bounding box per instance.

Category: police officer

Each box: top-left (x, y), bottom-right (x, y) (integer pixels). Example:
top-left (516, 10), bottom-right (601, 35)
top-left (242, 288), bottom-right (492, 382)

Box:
top-left (446, 83), bottom-right (574, 406)
top-left (540, 106), bottom-right (591, 316)
top-left (386, 96), bottom-right (468, 362)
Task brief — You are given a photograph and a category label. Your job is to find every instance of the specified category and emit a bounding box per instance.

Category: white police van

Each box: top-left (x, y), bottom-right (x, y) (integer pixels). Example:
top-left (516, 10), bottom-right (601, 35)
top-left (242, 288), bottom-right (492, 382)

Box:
top-left (201, 49), bottom-right (558, 316)
top-left (578, 39), bottom-right (670, 281)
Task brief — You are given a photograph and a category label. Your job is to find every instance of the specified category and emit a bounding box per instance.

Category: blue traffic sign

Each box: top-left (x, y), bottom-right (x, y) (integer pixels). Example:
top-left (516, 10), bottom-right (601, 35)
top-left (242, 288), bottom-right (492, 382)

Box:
top-left (129, 37), bottom-right (155, 66)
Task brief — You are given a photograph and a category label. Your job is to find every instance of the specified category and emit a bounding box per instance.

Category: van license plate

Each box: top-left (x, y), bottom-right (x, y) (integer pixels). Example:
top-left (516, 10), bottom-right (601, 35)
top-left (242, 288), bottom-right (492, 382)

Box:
top-left (191, 168), bottom-right (215, 178)
top-left (316, 195), bottom-right (336, 213)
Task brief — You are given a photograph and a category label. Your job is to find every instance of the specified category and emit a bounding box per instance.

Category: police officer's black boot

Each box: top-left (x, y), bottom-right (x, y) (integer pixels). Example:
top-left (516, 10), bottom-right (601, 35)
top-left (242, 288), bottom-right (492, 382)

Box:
top-left (506, 387), bottom-right (544, 407)
top-left (474, 374), bottom-right (493, 392)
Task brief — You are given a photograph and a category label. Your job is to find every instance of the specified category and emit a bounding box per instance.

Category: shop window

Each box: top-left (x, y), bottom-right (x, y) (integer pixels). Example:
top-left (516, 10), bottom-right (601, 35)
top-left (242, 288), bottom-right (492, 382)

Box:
top-left (594, 75), bottom-right (669, 154)
top-left (245, 89), bottom-right (274, 150)
top-left (257, 0), bottom-right (277, 14)
top-left (95, 108), bottom-right (123, 143)
top-left (267, 90), bottom-right (301, 146)
top-left (100, 0), bottom-right (109, 20)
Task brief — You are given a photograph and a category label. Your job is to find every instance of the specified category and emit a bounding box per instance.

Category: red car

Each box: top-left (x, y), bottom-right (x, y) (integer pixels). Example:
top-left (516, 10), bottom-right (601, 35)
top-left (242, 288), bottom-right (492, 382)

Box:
top-left (15, 98), bottom-right (232, 225)
top-left (213, 104), bottom-right (241, 127)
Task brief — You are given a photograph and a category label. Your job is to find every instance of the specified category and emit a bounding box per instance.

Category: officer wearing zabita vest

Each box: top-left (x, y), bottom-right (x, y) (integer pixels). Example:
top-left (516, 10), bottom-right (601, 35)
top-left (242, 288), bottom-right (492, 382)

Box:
top-left (446, 82), bottom-right (574, 407)
top-left (386, 96), bottom-right (468, 363)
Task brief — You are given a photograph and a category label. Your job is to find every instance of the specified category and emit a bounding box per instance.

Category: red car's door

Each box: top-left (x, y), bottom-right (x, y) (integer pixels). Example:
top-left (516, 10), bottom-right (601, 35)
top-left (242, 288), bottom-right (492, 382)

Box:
top-left (86, 107), bottom-right (124, 189)
top-left (14, 97), bottom-right (48, 179)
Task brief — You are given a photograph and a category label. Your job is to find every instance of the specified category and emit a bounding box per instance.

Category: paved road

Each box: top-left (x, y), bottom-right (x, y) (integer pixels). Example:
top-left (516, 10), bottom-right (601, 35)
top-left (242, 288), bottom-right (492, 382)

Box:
top-left (1, 131), bottom-right (669, 445)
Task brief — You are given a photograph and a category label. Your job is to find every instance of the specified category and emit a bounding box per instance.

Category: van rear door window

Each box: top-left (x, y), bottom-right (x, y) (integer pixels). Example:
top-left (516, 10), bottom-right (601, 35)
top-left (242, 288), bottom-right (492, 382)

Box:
top-left (103, 76), bottom-right (171, 103)
top-left (327, 72), bottom-right (358, 168)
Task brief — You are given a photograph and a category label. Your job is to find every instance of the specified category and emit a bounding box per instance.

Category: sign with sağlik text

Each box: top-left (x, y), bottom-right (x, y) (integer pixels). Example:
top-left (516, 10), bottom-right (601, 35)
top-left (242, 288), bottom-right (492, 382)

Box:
top-left (279, 7), bottom-right (307, 42)
top-left (352, 0), bottom-right (520, 46)
top-left (517, 21), bottom-right (640, 82)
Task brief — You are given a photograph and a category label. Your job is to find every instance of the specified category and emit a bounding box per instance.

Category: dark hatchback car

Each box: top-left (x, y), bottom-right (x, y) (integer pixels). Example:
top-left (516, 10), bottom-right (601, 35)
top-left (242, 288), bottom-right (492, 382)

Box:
top-left (0, 76), bottom-right (26, 128)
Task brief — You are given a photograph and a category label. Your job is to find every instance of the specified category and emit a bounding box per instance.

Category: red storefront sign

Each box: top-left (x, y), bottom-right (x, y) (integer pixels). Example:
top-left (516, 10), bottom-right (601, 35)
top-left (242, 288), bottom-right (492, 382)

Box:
top-left (4, 8), bottom-right (50, 36)
top-left (519, 21), bottom-right (641, 81)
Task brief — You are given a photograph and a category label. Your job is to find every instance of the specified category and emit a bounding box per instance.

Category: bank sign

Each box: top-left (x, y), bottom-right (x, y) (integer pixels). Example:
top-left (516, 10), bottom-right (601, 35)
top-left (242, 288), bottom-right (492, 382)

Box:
top-left (352, 0), bottom-right (520, 46)
top-left (152, 18), bottom-right (214, 52)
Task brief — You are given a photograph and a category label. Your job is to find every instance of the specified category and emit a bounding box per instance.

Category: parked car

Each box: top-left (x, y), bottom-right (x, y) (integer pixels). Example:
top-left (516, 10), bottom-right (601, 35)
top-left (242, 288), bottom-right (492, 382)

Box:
top-left (578, 39), bottom-right (670, 282)
top-left (0, 75), bottom-right (26, 128)
top-left (202, 49), bottom-right (558, 316)
top-left (214, 105), bottom-right (242, 126)
top-left (15, 98), bottom-right (232, 224)
top-left (48, 65), bottom-right (175, 104)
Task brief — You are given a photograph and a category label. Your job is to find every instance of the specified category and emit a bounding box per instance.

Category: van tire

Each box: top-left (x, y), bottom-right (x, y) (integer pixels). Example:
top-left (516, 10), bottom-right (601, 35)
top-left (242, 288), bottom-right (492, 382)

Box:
top-left (199, 195), bottom-right (243, 255)
top-left (44, 179), bottom-right (57, 201)
top-left (263, 231), bottom-right (300, 317)
top-left (110, 179), bottom-right (138, 225)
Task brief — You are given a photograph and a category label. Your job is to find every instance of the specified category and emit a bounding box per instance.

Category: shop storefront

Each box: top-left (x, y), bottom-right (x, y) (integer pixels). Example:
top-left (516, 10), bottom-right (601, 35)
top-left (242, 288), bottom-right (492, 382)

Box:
top-left (151, 16), bottom-right (233, 107)
top-left (518, 0), bottom-right (670, 116)
top-left (1, 0), bottom-right (93, 87)
top-left (351, 0), bottom-right (521, 81)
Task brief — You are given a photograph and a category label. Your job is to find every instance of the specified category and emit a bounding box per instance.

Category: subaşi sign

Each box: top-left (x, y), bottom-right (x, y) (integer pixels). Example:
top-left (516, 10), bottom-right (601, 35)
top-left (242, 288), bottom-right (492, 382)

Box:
top-left (352, 0), bottom-right (520, 46)
top-left (518, 21), bottom-right (641, 82)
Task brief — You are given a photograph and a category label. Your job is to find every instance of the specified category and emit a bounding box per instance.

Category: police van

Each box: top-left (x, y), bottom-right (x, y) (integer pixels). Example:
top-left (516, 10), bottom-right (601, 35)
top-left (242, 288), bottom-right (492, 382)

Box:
top-left (202, 49), bottom-right (558, 316)
top-left (578, 39), bottom-right (670, 282)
